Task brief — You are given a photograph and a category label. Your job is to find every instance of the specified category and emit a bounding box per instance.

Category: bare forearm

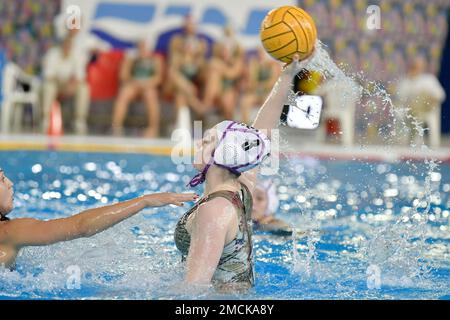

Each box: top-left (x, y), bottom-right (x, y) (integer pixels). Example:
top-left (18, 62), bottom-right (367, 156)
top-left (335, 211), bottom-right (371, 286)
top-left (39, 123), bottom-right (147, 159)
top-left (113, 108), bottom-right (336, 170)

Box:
top-left (76, 197), bottom-right (147, 237)
top-left (9, 193), bottom-right (196, 247)
top-left (148, 60), bottom-right (163, 86)
top-left (252, 73), bottom-right (293, 135)
top-left (252, 53), bottom-right (312, 135)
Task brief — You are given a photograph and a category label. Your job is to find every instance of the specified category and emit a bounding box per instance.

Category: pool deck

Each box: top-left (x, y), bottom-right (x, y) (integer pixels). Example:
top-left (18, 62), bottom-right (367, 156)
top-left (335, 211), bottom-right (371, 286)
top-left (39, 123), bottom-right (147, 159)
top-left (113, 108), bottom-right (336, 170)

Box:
top-left (1, 133), bottom-right (449, 163)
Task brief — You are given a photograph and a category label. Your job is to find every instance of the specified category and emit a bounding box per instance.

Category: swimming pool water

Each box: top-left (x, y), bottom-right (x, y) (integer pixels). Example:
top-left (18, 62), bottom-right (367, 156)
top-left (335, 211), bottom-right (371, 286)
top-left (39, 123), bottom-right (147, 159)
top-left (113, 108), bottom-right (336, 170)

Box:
top-left (0, 150), bottom-right (449, 299)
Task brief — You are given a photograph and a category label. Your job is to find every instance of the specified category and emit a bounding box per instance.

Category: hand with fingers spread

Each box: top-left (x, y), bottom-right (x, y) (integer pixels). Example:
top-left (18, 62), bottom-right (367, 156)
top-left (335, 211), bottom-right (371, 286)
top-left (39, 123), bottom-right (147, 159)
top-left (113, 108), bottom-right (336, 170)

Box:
top-left (144, 192), bottom-right (199, 207)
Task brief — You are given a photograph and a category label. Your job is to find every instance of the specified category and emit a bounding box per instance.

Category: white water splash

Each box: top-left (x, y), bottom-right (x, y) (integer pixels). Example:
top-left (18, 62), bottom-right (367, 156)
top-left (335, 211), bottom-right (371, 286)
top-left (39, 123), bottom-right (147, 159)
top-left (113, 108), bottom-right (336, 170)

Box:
top-left (282, 39), bottom-right (441, 288)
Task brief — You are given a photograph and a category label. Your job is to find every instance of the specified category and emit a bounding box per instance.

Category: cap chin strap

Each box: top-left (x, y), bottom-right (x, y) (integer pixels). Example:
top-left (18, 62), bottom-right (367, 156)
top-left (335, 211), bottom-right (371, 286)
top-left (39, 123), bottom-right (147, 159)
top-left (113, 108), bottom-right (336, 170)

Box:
top-left (186, 121), bottom-right (267, 188)
top-left (187, 161), bottom-right (213, 187)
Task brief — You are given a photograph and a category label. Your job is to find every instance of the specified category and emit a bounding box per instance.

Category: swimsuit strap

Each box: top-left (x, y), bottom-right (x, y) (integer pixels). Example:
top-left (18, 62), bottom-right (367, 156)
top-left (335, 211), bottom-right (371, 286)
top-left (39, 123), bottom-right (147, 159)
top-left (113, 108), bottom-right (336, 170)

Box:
top-left (198, 183), bottom-right (250, 215)
top-left (187, 183), bottom-right (251, 232)
top-left (201, 183), bottom-right (253, 265)
top-left (175, 183), bottom-right (254, 285)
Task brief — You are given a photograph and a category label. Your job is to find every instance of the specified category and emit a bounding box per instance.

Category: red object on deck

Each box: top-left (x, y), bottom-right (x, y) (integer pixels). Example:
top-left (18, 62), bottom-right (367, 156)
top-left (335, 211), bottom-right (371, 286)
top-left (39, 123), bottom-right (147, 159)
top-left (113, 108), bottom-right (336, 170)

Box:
top-left (87, 50), bottom-right (124, 100)
top-left (47, 100), bottom-right (63, 136)
top-left (326, 118), bottom-right (340, 136)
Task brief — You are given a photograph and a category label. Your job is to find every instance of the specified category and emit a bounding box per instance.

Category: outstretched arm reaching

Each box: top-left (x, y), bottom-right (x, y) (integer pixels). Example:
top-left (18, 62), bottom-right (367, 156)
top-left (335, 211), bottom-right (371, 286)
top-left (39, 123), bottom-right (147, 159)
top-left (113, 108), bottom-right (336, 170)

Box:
top-left (4, 192), bottom-right (197, 248)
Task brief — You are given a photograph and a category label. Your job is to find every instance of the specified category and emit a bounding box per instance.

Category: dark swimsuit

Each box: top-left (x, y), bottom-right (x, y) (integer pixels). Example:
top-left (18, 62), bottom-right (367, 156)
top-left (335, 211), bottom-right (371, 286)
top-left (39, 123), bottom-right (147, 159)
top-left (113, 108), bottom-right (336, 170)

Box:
top-left (258, 65), bottom-right (272, 82)
top-left (255, 64), bottom-right (273, 96)
top-left (131, 57), bottom-right (156, 79)
top-left (180, 63), bottom-right (199, 82)
top-left (174, 183), bottom-right (254, 290)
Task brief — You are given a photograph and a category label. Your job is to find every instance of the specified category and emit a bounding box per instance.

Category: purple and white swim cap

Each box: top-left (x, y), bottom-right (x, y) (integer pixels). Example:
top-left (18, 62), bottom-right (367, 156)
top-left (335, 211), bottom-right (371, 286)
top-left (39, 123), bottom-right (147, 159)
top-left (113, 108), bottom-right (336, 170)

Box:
top-left (187, 121), bottom-right (271, 187)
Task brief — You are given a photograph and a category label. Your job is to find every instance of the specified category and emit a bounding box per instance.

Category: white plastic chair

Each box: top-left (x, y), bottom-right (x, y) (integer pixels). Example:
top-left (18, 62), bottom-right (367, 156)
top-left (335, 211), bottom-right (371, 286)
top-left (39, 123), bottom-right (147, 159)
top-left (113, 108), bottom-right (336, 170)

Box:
top-left (314, 79), bottom-right (360, 147)
top-left (317, 103), bottom-right (356, 146)
top-left (1, 63), bottom-right (41, 134)
top-left (394, 101), bottom-right (442, 148)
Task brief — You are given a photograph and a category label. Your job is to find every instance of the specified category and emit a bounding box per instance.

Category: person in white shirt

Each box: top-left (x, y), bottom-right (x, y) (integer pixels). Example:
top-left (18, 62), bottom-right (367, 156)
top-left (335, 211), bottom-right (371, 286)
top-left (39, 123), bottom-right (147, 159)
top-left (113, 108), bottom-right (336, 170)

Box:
top-left (41, 30), bottom-right (90, 135)
top-left (396, 56), bottom-right (446, 147)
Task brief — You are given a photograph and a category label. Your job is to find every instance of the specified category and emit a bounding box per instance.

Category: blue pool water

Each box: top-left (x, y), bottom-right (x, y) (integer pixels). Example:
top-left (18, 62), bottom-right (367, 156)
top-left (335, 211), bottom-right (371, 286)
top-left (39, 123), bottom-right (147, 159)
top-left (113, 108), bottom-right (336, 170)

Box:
top-left (0, 150), bottom-right (449, 299)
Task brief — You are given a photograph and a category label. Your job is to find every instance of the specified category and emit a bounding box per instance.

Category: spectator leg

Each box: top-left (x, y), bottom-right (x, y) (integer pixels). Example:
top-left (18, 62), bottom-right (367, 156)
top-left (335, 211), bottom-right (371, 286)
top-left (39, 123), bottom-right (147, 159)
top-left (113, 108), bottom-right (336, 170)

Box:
top-left (171, 70), bottom-right (204, 115)
top-left (240, 93), bottom-right (257, 124)
top-left (74, 82), bottom-right (90, 135)
top-left (220, 89), bottom-right (236, 120)
top-left (202, 59), bottom-right (223, 111)
top-left (143, 88), bottom-right (160, 138)
top-left (112, 83), bottom-right (139, 135)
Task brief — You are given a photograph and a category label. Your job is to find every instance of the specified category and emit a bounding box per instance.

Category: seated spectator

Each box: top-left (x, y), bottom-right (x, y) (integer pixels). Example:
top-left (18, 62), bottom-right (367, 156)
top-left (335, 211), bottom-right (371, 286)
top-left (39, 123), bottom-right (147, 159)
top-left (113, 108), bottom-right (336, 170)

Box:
top-left (41, 29), bottom-right (90, 135)
top-left (112, 40), bottom-right (163, 138)
top-left (203, 27), bottom-right (244, 120)
top-left (396, 56), bottom-right (446, 147)
top-left (167, 15), bottom-right (207, 61)
top-left (240, 47), bottom-right (280, 124)
top-left (164, 15), bottom-right (208, 129)
top-left (168, 38), bottom-right (206, 118)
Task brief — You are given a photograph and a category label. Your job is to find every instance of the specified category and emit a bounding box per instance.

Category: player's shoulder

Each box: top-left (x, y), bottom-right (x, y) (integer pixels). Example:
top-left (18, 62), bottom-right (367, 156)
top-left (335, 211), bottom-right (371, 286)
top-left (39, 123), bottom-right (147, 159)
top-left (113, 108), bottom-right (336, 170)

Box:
top-left (197, 197), bottom-right (238, 221)
top-left (0, 218), bottom-right (36, 243)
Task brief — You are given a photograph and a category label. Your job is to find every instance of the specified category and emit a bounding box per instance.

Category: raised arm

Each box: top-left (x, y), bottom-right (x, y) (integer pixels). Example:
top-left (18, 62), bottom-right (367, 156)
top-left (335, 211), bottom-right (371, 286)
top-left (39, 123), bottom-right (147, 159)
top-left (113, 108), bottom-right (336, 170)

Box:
top-left (5, 192), bottom-right (197, 248)
top-left (239, 54), bottom-right (313, 192)
top-left (252, 54), bottom-right (311, 135)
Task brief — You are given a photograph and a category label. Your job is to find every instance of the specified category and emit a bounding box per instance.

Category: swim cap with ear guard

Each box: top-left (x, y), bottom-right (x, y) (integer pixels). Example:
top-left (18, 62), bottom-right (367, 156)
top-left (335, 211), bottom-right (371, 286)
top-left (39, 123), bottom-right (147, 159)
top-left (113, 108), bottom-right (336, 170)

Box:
top-left (187, 121), bottom-right (271, 187)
